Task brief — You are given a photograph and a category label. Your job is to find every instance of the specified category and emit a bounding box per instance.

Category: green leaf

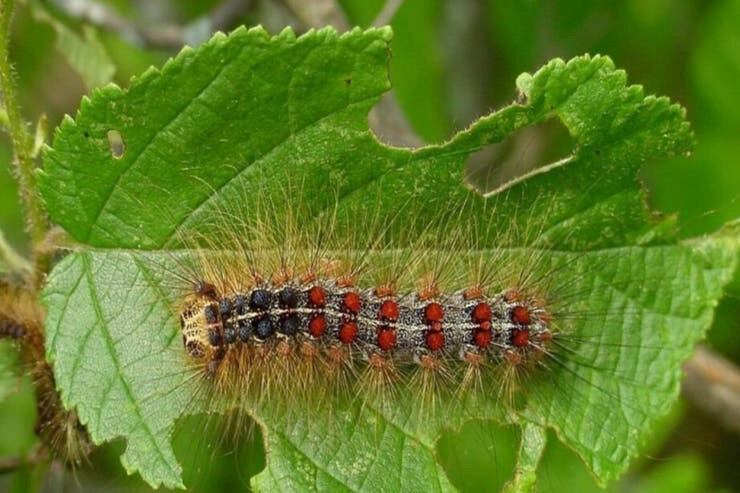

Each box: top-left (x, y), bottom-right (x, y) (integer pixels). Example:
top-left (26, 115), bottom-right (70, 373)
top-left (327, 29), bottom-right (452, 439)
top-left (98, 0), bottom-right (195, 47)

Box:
top-left (31, 3), bottom-right (115, 90)
top-left (39, 27), bottom-right (738, 490)
top-left (502, 424), bottom-right (546, 493)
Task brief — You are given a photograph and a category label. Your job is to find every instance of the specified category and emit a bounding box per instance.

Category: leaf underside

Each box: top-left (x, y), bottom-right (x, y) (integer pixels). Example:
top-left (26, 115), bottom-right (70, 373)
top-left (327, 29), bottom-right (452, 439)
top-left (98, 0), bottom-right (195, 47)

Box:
top-left (40, 27), bottom-right (737, 491)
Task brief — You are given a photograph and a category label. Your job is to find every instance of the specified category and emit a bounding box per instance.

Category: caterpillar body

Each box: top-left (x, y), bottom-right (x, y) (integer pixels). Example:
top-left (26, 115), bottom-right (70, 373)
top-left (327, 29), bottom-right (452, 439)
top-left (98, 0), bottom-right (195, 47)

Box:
top-left (181, 278), bottom-right (552, 375)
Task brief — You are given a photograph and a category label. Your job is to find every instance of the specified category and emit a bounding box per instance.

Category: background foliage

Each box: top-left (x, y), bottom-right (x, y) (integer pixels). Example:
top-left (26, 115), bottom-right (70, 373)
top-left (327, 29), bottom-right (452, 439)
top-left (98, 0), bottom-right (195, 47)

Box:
top-left (1, 1), bottom-right (739, 492)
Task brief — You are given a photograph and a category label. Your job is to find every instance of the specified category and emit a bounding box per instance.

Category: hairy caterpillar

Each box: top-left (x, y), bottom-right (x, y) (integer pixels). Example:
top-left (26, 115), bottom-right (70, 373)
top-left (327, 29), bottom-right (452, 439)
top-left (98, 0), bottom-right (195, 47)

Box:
top-left (180, 272), bottom-right (553, 379)
top-left (130, 177), bottom-right (656, 428)
top-left (0, 282), bottom-right (92, 465)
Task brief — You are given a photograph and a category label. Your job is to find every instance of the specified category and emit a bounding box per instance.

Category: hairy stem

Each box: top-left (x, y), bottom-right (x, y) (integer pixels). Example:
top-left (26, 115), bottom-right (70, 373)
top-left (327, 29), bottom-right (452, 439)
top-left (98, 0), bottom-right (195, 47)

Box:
top-left (0, 228), bottom-right (30, 274)
top-left (0, 0), bottom-right (49, 286)
top-left (683, 345), bottom-right (740, 436)
top-left (46, 0), bottom-right (255, 49)
top-left (0, 445), bottom-right (47, 474)
top-left (372, 0), bottom-right (404, 27)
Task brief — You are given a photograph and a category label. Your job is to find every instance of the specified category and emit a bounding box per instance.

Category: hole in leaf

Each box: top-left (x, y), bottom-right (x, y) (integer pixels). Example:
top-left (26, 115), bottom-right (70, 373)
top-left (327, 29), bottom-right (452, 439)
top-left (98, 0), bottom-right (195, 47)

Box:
top-left (437, 420), bottom-right (518, 492)
top-left (107, 129), bottom-right (125, 159)
top-left (368, 91), bottom-right (423, 148)
top-left (465, 118), bottom-right (573, 195)
top-left (173, 412), bottom-right (265, 489)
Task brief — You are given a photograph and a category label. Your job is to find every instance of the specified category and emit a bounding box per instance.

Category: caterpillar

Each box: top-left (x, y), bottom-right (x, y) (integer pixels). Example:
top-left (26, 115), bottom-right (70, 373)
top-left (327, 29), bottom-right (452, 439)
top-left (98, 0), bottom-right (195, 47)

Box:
top-left (0, 282), bottom-right (92, 466)
top-left (180, 276), bottom-right (553, 377)
top-left (146, 186), bottom-right (624, 421)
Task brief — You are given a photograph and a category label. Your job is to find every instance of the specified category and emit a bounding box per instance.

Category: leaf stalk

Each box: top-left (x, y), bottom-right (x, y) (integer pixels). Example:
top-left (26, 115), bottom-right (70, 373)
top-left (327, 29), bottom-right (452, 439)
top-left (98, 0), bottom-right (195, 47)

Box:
top-left (0, 0), bottom-right (50, 286)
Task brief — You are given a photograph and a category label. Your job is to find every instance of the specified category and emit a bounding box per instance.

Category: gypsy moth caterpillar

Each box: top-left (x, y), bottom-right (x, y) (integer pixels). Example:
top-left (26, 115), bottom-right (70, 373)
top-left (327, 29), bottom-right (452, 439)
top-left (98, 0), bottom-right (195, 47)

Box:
top-left (0, 281), bottom-right (92, 466)
top-left (111, 169), bottom-right (693, 484)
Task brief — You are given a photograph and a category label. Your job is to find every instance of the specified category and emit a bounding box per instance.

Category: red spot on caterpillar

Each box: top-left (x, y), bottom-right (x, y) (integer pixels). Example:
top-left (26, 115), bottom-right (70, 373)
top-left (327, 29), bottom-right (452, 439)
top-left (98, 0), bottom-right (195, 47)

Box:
top-left (424, 302), bottom-right (444, 324)
top-left (343, 292), bottom-right (362, 314)
top-left (430, 321), bottom-right (443, 332)
top-left (472, 303), bottom-right (492, 323)
top-left (379, 300), bottom-right (399, 321)
top-left (479, 320), bottom-right (492, 331)
top-left (473, 329), bottom-right (492, 348)
top-left (511, 328), bottom-right (529, 347)
top-left (308, 315), bottom-right (327, 338)
top-left (377, 327), bottom-right (397, 351)
top-left (338, 321), bottom-right (358, 344)
top-left (511, 306), bottom-right (531, 325)
top-left (425, 330), bottom-right (445, 351)
top-left (308, 286), bottom-right (327, 307)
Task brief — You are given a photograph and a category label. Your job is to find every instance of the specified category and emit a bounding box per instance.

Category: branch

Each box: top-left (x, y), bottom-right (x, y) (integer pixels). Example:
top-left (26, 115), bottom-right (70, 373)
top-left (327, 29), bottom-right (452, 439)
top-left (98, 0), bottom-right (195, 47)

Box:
top-left (0, 445), bottom-right (47, 474)
top-left (279, 0), bottom-right (349, 30)
top-left (46, 0), bottom-right (254, 49)
top-left (372, 0), bottom-right (404, 27)
top-left (0, 229), bottom-right (31, 275)
top-left (683, 345), bottom-right (740, 436)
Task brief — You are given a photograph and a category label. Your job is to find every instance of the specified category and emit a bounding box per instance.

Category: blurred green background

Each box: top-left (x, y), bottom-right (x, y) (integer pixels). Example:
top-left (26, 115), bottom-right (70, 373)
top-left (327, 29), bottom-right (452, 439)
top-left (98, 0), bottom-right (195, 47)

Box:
top-left (1, 0), bottom-right (738, 491)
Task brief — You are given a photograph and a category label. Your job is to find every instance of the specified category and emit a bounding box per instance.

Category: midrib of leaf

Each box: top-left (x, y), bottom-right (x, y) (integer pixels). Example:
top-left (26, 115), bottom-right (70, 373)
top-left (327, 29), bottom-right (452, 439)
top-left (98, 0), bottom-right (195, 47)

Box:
top-left (86, 39), bottom-right (242, 241)
top-left (129, 255), bottom-right (182, 347)
top-left (78, 254), bottom-right (180, 481)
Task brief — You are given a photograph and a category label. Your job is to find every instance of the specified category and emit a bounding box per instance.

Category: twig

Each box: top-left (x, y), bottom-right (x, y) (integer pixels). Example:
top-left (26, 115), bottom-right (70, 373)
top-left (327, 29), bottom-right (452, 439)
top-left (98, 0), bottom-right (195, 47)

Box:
top-left (0, 445), bottom-right (47, 474)
top-left (372, 0), bottom-right (404, 27)
top-left (0, 0), bottom-right (49, 285)
top-left (0, 229), bottom-right (31, 274)
top-left (682, 345), bottom-right (740, 436)
top-left (46, 0), bottom-right (254, 49)
top-left (279, 0), bottom-right (349, 30)
top-left (441, 0), bottom-right (491, 128)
